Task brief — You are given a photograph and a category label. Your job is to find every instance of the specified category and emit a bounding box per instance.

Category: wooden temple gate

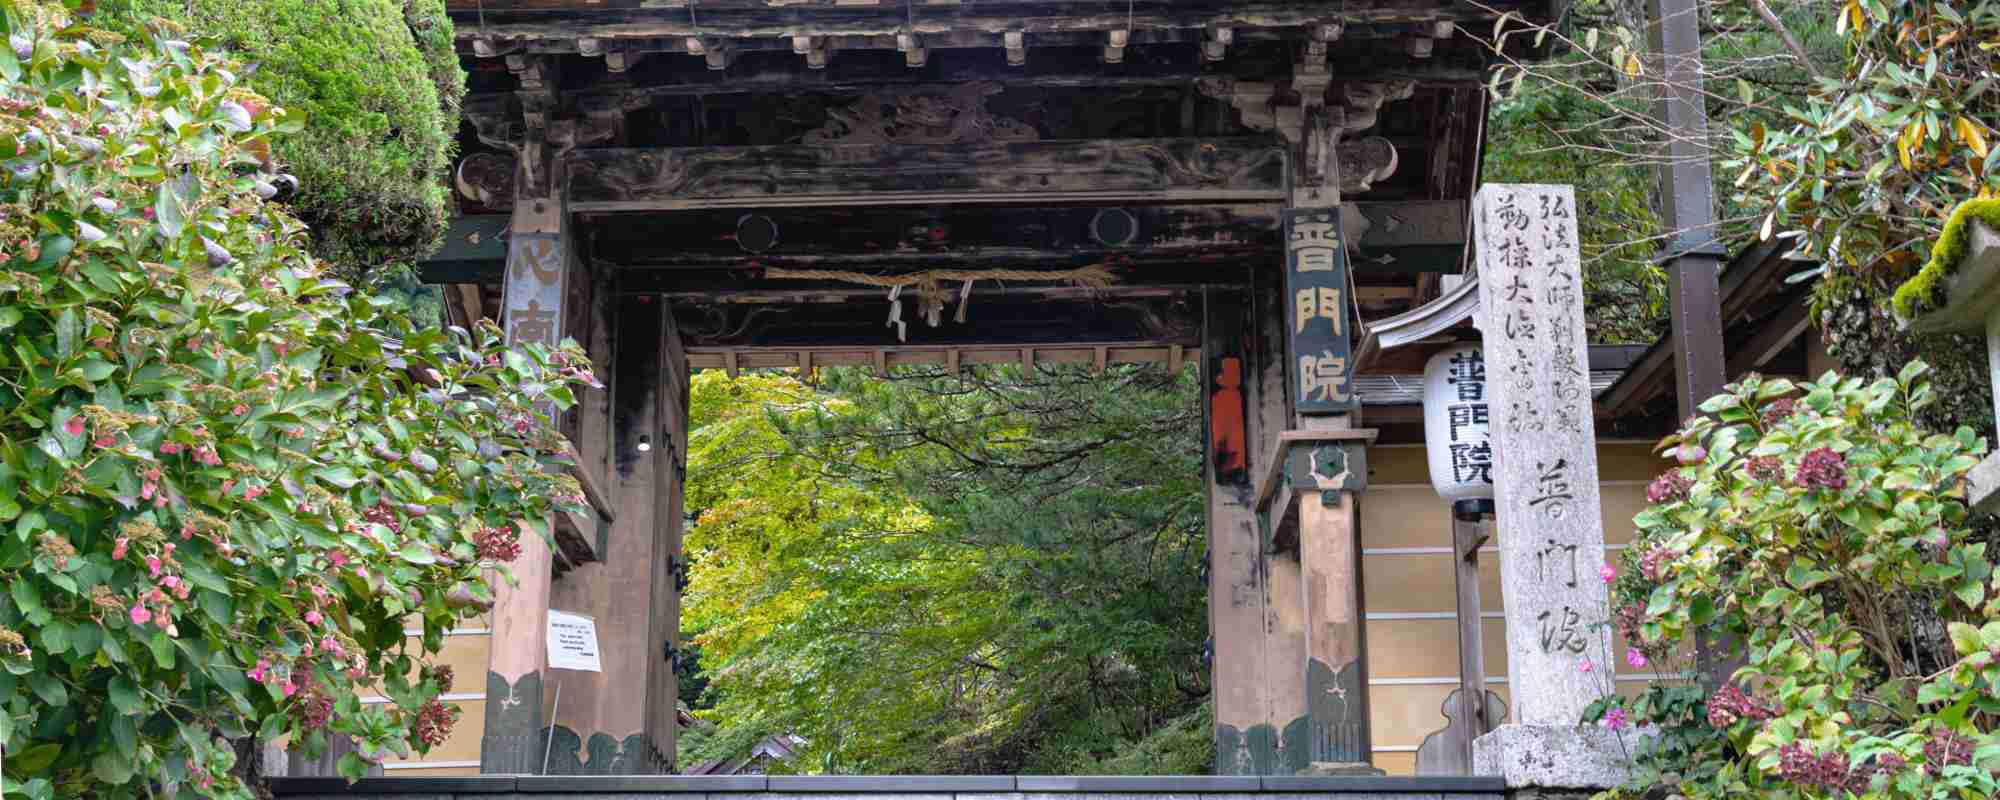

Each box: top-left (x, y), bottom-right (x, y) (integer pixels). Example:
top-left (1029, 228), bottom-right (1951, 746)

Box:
top-left (419, 0), bottom-right (1566, 776)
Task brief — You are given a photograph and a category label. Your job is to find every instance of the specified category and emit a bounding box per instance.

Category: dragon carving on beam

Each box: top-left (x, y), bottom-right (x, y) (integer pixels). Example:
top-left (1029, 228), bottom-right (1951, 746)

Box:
top-left (802, 81), bottom-right (1041, 146)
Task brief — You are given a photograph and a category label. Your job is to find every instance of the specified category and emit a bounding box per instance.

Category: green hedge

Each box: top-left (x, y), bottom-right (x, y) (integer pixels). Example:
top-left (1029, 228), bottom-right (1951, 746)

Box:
top-left (96, 0), bottom-right (465, 273)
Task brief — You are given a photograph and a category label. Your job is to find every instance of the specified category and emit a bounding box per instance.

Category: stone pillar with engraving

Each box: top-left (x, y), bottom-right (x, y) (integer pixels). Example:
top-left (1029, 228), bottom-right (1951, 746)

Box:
top-left (1469, 184), bottom-right (1633, 790)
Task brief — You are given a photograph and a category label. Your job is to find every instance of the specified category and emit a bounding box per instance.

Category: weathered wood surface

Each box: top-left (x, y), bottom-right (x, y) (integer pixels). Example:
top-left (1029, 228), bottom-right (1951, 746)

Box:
top-left (666, 295), bottom-right (1197, 349)
top-left (593, 205), bottom-right (1282, 264)
top-left (688, 344), bottom-right (1200, 371)
top-left (484, 179), bottom-right (569, 775)
top-left (1254, 275), bottom-right (1312, 776)
top-left (447, 1), bottom-right (1543, 42)
top-left (1471, 184), bottom-right (1613, 728)
top-left (646, 299), bottom-right (690, 770)
top-left (565, 139), bottom-right (1287, 210)
top-left (542, 282), bottom-right (659, 774)
top-left (1205, 288), bottom-right (1274, 775)
top-left (1445, 511), bottom-right (1493, 774)
top-left (1301, 486), bottom-right (1368, 766)
top-left (421, 201), bottom-right (1465, 283)
top-left (530, 61), bottom-right (1487, 100)
top-left (1415, 688), bottom-right (1506, 776)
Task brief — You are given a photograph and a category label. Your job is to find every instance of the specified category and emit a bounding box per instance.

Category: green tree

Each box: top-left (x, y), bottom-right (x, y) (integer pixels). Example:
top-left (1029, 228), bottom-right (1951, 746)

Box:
top-left (1488, 0), bottom-right (1994, 431)
top-left (680, 364), bottom-right (1208, 774)
top-left (94, 0), bottom-right (464, 273)
top-left (0, 6), bottom-right (591, 796)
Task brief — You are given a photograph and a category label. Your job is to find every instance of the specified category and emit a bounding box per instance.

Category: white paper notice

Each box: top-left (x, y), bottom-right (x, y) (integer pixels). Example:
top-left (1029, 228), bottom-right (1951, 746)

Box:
top-left (546, 610), bottom-right (602, 673)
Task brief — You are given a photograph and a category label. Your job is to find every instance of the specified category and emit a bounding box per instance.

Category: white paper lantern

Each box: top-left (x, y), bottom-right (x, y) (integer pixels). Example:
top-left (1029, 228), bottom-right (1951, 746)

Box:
top-left (1423, 343), bottom-right (1494, 502)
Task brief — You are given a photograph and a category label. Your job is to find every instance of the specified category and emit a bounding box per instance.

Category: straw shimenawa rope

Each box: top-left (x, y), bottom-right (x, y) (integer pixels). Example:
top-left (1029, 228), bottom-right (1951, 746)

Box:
top-left (764, 264), bottom-right (1117, 341)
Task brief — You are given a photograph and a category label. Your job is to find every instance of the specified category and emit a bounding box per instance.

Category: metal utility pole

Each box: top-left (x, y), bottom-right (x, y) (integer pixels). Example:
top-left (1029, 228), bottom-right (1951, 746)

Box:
top-left (1647, 0), bottom-right (1728, 421)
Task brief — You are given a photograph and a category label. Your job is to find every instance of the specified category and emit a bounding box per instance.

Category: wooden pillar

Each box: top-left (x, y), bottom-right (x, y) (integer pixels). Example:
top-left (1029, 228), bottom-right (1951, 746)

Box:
top-left (645, 300), bottom-right (690, 770)
top-left (1448, 504), bottom-right (1495, 771)
top-left (483, 163), bottom-right (569, 775)
top-left (1252, 272), bottom-right (1312, 776)
top-left (1205, 288), bottom-right (1269, 775)
top-left (539, 282), bottom-right (669, 773)
top-left (1278, 108), bottom-right (1379, 773)
top-left (1208, 274), bottom-right (1301, 775)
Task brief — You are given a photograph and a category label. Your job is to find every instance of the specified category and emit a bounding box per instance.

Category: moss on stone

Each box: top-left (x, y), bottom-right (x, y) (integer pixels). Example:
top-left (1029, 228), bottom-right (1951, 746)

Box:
top-left (1891, 198), bottom-right (2000, 320)
top-left (94, 0), bottom-right (465, 273)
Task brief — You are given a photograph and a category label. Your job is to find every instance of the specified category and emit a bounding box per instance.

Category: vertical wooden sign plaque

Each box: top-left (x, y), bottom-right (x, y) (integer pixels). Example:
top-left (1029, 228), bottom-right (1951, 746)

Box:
top-left (1283, 207), bottom-right (1354, 416)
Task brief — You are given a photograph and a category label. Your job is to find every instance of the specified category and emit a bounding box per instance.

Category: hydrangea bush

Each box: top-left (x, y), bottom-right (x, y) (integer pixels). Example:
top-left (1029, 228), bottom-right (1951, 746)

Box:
top-left (0, 4), bottom-right (592, 797)
top-left (1589, 364), bottom-right (2000, 799)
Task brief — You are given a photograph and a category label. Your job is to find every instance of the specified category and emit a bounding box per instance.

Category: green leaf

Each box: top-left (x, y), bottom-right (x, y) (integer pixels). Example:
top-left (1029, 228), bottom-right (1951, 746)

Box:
top-left (1689, 596), bottom-right (1717, 626)
top-left (154, 174), bottom-right (185, 239)
top-left (27, 672), bottom-right (66, 707)
top-left (109, 675), bottom-right (140, 715)
top-left (337, 751), bottom-right (373, 780)
top-left (10, 744), bottom-right (60, 775)
top-left (148, 632), bottom-right (175, 669)
top-left (99, 630), bottom-right (128, 664)
top-left (1645, 584), bottom-right (1676, 617)
top-left (399, 541), bottom-right (437, 565)
top-left (38, 622), bottom-right (68, 655)
top-left (10, 579), bottom-right (42, 617)
top-left (320, 466), bottom-right (361, 489)
top-left (1785, 562), bottom-right (1831, 591)
top-left (76, 359), bottom-right (116, 381)
top-left (1949, 622), bottom-right (1983, 655)
top-left (110, 714), bottom-right (137, 759)
top-left (91, 750), bottom-right (135, 785)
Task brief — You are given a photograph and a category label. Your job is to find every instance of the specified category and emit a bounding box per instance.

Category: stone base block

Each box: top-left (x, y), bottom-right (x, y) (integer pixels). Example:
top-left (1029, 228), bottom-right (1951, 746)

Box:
top-left (1473, 724), bottom-right (1647, 790)
top-left (1301, 761), bottom-right (1386, 776)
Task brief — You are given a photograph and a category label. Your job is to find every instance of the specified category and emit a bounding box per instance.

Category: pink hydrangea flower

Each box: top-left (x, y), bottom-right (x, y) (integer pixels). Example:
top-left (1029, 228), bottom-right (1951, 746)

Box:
top-left (304, 610), bottom-right (322, 625)
top-left (129, 605), bottom-right (152, 626)
top-left (159, 441), bottom-right (181, 454)
top-left (94, 435), bottom-right (115, 448)
top-left (112, 537), bottom-right (128, 559)
top-left (1599, 564), bottom-right (1617, 583)
top-left (63, 417), bottom-right (84, 436)
top-left (328, 551), bottom-right (348, 567)
top-left (1627, 649), bottom-right (1649, 669)
top-left (161, 576), bottom-right (181, 591)
top-left (146, 556), bottom-right (162, 577)
top-left (248, 659), bottom-right (268, 683)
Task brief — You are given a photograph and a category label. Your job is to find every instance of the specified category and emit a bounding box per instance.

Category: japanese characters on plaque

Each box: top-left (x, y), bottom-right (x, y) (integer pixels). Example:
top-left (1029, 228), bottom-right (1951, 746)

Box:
top-left (1421, 344), bottom-right (1494, 503)
top-left (1471, 184), bottom-right (1612, 727)
top-left (503, 233), bottom-right (567, 347)
top-left (1283, 207), bottom-right (1354, 415)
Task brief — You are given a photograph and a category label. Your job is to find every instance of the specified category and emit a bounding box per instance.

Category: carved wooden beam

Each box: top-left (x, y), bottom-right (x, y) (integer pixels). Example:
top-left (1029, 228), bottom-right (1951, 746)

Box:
top-left (418, 201), bottom-right (1468, 283)
top-left (563, 138), bottom-right (1289, 210)
top-left (447, 3), bottom-right (1541, 45)
top-left (684, 343), bottom-right (1205, 372)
